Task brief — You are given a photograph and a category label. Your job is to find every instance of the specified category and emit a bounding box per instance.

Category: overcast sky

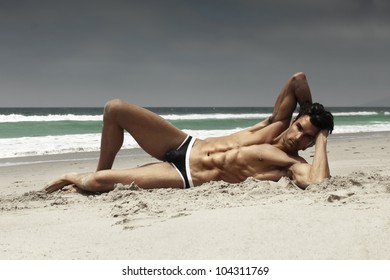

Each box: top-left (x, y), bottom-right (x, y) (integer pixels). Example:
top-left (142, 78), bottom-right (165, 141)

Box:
top-left (0, 0), bottom-right (389, 107)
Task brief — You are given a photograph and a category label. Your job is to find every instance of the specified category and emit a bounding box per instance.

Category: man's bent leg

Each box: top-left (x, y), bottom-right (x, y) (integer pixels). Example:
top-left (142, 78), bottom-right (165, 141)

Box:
top-left (96, 99), bottom-right (188, 171)
top-left (96, 101), bottom-right (125, 171)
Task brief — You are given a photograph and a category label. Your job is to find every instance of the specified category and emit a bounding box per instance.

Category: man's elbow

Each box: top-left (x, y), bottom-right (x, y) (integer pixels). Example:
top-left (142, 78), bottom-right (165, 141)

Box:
top-left (293, 174), bottom-right (330, 190)
top-left (290, 163), bottom-right (330, 189)
top-left (292, 72), bottom-right (307, 80)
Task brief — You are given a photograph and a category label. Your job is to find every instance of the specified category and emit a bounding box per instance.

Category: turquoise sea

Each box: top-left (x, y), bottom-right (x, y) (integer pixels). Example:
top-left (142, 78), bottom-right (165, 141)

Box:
top-left (0, 107), bottom-right (389, 160)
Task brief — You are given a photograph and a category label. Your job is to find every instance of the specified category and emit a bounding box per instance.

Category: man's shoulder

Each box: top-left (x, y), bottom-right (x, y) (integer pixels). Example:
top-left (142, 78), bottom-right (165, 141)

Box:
top-left (248, 118), bottom-right (288, 132)
top-left (270, 120), bottom-right (290, 130)
top-left (261, 121), bottom-right (289, 141)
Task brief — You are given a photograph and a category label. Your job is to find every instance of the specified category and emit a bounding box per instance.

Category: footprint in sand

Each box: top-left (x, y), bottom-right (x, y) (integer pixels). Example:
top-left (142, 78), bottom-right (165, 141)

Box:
top-left (327, 191), bottom-right (355, 203)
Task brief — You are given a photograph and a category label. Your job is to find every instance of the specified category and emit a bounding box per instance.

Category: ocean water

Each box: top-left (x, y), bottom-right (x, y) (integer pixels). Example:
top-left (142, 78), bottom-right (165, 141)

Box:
top-left (0, 107), bottom-right (389, 160)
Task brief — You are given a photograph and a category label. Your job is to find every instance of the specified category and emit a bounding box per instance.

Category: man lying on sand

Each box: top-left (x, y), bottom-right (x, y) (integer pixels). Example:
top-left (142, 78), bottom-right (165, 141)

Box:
top-left (45, 72), bottom-right (334, 193)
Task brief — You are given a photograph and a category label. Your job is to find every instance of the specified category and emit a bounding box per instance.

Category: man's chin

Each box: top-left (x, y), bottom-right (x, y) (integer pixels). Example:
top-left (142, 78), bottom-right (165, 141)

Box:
top-left (283, 142), bottom-right (298, 152)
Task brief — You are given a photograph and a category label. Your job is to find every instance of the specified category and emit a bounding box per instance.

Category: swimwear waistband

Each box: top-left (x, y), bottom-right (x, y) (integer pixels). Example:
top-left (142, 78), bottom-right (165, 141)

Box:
top-left (185, 136), bottom-right (196, 188)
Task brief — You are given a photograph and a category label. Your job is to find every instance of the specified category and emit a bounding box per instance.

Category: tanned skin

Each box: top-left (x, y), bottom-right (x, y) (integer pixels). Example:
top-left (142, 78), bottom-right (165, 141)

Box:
top-left (44, 72), bottom-right (330, 193)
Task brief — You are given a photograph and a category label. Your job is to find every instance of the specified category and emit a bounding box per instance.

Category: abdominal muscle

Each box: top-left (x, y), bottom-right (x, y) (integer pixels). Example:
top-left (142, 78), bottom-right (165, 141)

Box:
top-left (189, 133), bottom-right (292, 185)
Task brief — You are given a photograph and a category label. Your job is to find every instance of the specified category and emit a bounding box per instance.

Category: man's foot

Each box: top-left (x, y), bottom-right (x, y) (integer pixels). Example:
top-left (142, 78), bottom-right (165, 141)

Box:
top-left (62, 185), bottom-right (91, 194)
top-left (43, 173), bottom-right (78, 194)
top-left (44, 178), bottom-right (72, 194)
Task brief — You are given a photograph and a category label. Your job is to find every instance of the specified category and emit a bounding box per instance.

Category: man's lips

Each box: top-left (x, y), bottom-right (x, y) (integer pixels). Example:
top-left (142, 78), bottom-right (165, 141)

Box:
top-left (288, 139), bottom-right (298, 148)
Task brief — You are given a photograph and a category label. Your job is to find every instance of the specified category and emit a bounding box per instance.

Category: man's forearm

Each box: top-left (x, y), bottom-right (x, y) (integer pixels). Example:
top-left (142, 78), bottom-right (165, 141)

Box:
top-left (308, 131), bottom-right (330, 182)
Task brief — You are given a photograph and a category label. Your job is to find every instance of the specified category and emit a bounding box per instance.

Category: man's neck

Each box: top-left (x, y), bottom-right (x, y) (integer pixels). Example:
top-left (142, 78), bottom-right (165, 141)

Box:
top-left (271, 132), bottom-right (299, 156)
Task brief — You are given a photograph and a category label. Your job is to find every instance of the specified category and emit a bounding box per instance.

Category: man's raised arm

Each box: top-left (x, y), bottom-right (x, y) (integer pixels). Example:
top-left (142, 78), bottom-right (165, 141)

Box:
top-left (269, 72), bottom-right (313, 126)
top-left (250, 72), bottom-right (314, 131)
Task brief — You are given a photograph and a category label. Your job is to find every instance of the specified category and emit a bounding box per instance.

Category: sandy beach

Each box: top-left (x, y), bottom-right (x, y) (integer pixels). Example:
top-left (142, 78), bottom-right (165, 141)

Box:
top-left (1, 132), bottom-right (390, 260)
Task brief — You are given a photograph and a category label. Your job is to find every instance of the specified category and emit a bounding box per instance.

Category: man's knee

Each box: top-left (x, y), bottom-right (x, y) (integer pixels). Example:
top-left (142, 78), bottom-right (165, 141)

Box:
top-left (104, 99), bottom-right (125, 113)
top-left (103, 99), bottom-right (128, 121)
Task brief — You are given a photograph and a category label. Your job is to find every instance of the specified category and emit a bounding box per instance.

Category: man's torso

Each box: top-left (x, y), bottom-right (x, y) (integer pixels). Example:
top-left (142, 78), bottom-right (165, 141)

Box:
top-left (189, 121), bottom-right (304, 185)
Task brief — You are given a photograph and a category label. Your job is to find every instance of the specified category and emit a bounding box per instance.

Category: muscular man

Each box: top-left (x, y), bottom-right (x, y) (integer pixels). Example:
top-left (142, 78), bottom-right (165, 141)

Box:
top-left (44, 72), bottom-right (334, 193)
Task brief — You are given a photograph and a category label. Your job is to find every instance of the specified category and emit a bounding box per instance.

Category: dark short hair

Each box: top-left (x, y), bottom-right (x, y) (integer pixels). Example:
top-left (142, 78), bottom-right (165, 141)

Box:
top-left (296, 102), bottom-right (334, 134)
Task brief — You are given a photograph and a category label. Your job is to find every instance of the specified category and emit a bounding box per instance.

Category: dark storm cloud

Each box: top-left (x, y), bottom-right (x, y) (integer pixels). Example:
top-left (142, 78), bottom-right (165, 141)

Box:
top-left (0, 0), bottom-right (389, 107)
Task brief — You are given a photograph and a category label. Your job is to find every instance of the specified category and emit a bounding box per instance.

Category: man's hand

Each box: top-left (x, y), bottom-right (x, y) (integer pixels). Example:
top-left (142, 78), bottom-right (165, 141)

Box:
top-left (316, 129), bottom-right (329, 143)
top-left (289, 128), bottom-right (331, 189)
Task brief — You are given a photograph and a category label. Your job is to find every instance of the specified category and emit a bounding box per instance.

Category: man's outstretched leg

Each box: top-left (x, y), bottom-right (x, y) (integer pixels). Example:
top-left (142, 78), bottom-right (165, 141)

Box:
top-left (44, 161), bottom-right (185, 193)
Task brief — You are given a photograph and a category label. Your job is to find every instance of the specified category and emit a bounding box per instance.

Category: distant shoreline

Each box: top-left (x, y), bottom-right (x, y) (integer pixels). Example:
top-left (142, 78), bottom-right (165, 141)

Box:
top-left (1, 131), bottom-right (390, 167)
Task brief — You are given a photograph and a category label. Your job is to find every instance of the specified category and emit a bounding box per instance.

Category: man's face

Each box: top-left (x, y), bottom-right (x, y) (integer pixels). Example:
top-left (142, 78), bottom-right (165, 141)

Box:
top-left (283, 115), bottom-right (320, 152)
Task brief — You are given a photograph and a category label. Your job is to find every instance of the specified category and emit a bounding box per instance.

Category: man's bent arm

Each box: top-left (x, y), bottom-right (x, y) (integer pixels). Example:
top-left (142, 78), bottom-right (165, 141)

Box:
top-left (289, 130), bottom-right (330, 189)
top-left (251, 72), bottom-right (313, 131)
top-left (269, 72), bottom-right (313, 127)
